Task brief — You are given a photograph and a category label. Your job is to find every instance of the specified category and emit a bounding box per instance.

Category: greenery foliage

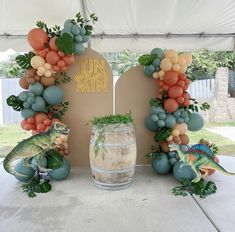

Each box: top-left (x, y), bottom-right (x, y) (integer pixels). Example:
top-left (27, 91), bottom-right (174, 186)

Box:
top-left (49, 101), bottom-right (69, 120)
top-left (6, 95), bottom-right (24, 111)
top-left (55, 33), bottom-right (75, 55)
top-left (92, 113), bottom-right (134, 127)
top-left (172, 178), bottom-right (217, 198)
top-left (15, 52), bottom-right (35, 70)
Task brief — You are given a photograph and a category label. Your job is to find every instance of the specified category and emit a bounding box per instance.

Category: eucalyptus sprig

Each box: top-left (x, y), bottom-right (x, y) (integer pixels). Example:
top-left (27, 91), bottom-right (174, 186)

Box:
top-left (36, 21), bottom-right (61, 38)
top-left (149, 98), bottom-right (162, 107)
top-left (75, 12), bottom-right (98, 35)
top-left (172, 179), bottom-right (217, 198)
top-left (56, 72), bottom-right (71, 85)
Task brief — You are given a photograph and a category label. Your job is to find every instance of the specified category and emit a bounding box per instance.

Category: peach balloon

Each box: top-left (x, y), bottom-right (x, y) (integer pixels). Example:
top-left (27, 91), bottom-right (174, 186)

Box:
top-left (173, 64), bottom-right (180, 72)
top-left (179, 134), bottom-right (189, 145)
top-left (160, 58), bottom-right (172, 71)
top-left (174, 123), bottom-right (188, 135)
top-left (164, 98), bottom-right (179, 113)
top-left (19, 77), bottom-right (29, 89)
top-left (160, 141), bottom-right (170, 152)
top-left (179, 64), bottom-right (187, 73)
top-left (63, 55), bottom-right (75, 66)
top-left (158, 70), bottom-right (165, 77)
top-left (184, 53), bottom-right (192, 65)
top-left (165, 49), bottom-right (178, 59)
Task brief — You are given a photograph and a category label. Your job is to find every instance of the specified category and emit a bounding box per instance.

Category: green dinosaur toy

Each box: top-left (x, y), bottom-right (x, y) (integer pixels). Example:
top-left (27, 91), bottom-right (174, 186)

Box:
top-left (3, 122), bottom-right (70, 177)
top-left (169, 143), bottom-right (235, 183)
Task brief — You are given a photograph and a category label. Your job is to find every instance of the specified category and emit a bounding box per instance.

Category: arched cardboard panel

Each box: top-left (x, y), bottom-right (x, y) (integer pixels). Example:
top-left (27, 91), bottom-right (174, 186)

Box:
top-left (60, 48), bottom-right (113, 166)
top-left (115, 66), bottom-right (157, 165)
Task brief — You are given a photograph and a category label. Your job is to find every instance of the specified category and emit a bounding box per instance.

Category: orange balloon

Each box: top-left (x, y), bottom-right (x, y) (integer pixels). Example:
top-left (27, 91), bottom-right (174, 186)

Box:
top-left (43, 119), bottom-right (51, 126)
top-left (163, 71), bottom-right (179, 86)
top-left (179, 134), bottom-right (189, 145)
top-left (183, 99), bottom-right (190, 107)
top-left (19, 77), bottom-right (29, 89)
top-left (27, 28), bottom-right (49, 50)
top-left (37, 123), bottom-right (46, 131)
top-left (177, 80), bottom-right (185, 87)
top-left (63, 55), bottom-right (75, 66)
top-left (57, 60), bottom-right (66, 67)
top-left (35, 113), bottom-right (48, 123)
top-left (168, 86), bottom-right (183, 99)
top-left (179, 73), bottom-right (186, 80)
top-left (46, 51), bottom-right (60, 65)
top-left (164, 98), bottom-right (179, 113)
top-left (49, 37), bottom-right (58, 51)
top-left (160, 141), bottom-right (170, 152)
top-left (176, 97), bottom-right (184, 104)
top-left (27, 117), bottom-right (35, 124)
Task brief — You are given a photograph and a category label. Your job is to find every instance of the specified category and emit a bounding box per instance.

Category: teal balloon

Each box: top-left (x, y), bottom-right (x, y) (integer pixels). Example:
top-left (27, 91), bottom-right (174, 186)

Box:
top-left (151, 114), bottom-right (159, 122)
top-left (31, 96), bottom-right (46, 111)
top-left (155, 66), bottom-right (160, 72)
top-left (43, 86), bottom-right (64, 105)
top-left (23, 102), bottom-right (30, 108)
top-left (152, 58), bottom-right (160, 67)
top-left (144, 65), bottom-right (155, 76)
top-left (151, 106), bottom-right (164, 114)
top-left (71, 24), bottom-right (80, 35)
top-left (152, 153), bottom-right (171, 174)
top-left (187, 113), bottom-right (204, 131)
top-left (28, 92), bottom-right (35, 97)
top-left (74, 43), bottom-right (85, 55)
top-left (173, 110), bottom-right (181, 118)
top-left (27, 96), bottom-right (35, 104)
top-left (150, 48), bottom-right (164, 59)
top-left (21, 108), bottom-right (36, 119)
top-left (145, 114), bottom-right (158, 131)
top-left (18, 91), bottom-right (28, 101)
top-left (169, 157), bottom-right (177, 165)
top-left (177, 117), bottom-right (184, 123)
top-left (29, 82), bottom-right (44, 96)
top-left (181, 111), bottom-right (188, 118)
top-left (165, 114), bottom-right (176, 128)
top-left (157, 120), bottom-right (165, 127)
top-left (48, 158), bottom-right (71, 181)
top-left (82, 35), bottom-right (90, 43)
top-left (74, 35), bottom-right (83, 43)
top-left (63, 19), bottom-right (73, 31)
top-left (31, 156), bottom-right (47, 171)
top-left (158, 112), bottom-right (166, 120)
top-left (14, 160), bottom-right (35, 182)
top-left (80, 27), bottom-right (86, 35)
top-left (173, 161), bottom-right (196, 182)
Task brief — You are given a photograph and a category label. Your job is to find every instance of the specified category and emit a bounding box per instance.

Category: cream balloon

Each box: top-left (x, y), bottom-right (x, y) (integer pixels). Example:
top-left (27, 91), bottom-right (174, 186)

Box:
top-left (172, 129), bottom-right (180, 136)
top-left (174, 123), bottom-right (188, 135)
top-left (165, 49), bottom-right (178, 59)
top-left (178, 57), bottom-right (186, 65)
top-left (184, 53), bottom-right (193, 66)
top-left (158, 70), bottom-right (165, 77)
top-left (160, 58), bottom-right (172, 71)
top-left (179, 64), bottom-right (187, 73)
top-left (44, 70), bottom-right (52, 77)
top-left (173, 64), bottom-right (180, 72)
top-left (30, 55), bottom-right (45, 69)
top-left (152, 72), bottom-right (159, 79)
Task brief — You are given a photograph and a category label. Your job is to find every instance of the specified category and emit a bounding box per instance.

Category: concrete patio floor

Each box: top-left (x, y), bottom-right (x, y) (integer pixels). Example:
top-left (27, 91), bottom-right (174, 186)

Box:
top-left (0, 157), bottom-right (235, 232)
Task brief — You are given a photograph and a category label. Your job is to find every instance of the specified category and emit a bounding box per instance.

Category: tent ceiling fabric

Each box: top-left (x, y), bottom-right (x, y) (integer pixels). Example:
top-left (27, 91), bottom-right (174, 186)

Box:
top-left (0, 0), bottom-right (235, 52)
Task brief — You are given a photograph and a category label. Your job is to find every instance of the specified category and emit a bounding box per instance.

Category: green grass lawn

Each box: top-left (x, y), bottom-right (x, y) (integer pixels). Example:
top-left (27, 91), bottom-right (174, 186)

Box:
top-left (188, 128), bottom-right (235, 156)
top-left (0, 124), bottom-right (30, 158)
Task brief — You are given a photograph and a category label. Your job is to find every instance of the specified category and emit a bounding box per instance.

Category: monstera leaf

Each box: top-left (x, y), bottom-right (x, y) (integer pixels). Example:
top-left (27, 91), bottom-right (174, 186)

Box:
top-left (16, 52), bottom-right (35, 69)
top-left (55, 33), bottom-right (75, 55)
top-left (138, 54), bottom-right (157, 66)
top-left (154, 128), bottom-right (172, 142)
top-left (6, 95), bottom-right (23, 111)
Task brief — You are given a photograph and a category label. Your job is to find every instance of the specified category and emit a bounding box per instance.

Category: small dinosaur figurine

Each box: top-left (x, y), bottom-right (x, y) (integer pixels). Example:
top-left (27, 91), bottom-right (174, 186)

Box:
top-left (3, 122), bottom-right (70, 177)
top-left (169, 143), bottom-right (235, 182)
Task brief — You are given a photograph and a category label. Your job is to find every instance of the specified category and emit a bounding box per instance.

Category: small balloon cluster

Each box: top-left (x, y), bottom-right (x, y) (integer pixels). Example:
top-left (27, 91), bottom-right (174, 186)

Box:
top-left (7, 12), bottom-right (98, 156)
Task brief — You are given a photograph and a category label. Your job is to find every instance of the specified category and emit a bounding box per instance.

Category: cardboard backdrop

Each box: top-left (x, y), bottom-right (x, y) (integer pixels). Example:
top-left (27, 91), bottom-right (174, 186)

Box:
top-left (115, 66), bottom-right (157, 165)
top-left (60, 48), bottom-right (113, 166)
top-left (61, 48), bottom-right (156, 166)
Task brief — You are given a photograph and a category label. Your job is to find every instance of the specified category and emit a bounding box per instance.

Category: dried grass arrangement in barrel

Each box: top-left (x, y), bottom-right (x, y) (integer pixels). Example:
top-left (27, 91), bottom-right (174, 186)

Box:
top-left (89, 114), bottom-right (137, 190)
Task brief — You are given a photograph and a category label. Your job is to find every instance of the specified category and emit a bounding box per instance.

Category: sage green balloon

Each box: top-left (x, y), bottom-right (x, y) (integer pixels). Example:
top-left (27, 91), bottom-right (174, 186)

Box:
top-left (187, 113), bottom-right (204, 131)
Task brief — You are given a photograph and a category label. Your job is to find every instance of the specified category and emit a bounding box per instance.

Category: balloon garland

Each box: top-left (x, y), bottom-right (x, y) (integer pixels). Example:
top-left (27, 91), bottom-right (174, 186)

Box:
top-left (138, 48), bottom-right (225, 198)
top-left (6, 12), bottom-right (98, 197)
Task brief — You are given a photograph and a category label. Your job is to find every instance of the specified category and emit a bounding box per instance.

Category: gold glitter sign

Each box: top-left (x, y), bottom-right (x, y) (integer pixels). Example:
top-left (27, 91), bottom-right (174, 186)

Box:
top-left (74, 59), bottom-right (108, 92)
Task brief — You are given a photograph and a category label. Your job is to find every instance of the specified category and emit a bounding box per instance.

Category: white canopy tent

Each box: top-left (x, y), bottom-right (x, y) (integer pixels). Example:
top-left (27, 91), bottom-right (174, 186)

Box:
top-left (0, 0), bottom-right (235, 52)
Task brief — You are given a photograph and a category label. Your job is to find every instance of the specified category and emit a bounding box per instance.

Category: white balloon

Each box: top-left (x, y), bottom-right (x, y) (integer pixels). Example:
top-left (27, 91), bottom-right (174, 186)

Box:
top-left (30, 56), bottom-right (45, 69)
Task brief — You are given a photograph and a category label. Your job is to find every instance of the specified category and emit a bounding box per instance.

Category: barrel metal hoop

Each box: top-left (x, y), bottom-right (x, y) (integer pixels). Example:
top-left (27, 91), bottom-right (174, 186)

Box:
top-left (91, 165), bottom-right (135, 174)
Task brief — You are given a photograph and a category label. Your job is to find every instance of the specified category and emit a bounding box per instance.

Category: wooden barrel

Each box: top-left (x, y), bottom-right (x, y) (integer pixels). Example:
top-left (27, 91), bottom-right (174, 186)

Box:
top-left (89, 123), bottom-right (137, 190)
